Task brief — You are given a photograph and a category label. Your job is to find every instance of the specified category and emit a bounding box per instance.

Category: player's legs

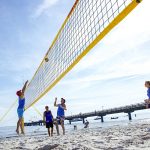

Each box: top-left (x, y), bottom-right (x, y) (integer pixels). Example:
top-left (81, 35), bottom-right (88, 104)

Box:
top-left (16, 109), bottom-right (24, 134)
top-left (60, 118), bottom-right (65, 135)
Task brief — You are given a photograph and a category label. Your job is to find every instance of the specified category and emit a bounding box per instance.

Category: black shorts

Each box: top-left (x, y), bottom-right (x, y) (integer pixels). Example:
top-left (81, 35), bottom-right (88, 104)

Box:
top-left (46, 122), bottom-right (53, 128)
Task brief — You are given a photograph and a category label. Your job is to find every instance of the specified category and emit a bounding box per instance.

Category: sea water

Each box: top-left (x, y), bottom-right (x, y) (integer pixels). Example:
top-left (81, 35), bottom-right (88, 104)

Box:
top-left (0, 110), bottom-right (150, 139)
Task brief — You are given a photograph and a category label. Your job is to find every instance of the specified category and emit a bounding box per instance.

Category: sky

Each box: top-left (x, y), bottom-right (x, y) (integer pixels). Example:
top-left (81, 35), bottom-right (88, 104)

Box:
top-left (0, 0), bottom-right (150, 126)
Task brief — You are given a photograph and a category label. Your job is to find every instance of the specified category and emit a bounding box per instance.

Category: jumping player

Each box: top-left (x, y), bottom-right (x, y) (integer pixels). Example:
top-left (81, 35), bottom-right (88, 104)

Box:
top-left (16, 80), bottom-right (28, 135)
top-left (144, 81), bottom-right (150, 109)
top-left (54, 97), bottom-right (67, 135)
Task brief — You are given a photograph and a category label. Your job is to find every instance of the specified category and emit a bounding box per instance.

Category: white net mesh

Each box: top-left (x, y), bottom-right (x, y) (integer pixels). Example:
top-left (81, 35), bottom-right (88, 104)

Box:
top-left (24, 0), bottom-right (140, 109)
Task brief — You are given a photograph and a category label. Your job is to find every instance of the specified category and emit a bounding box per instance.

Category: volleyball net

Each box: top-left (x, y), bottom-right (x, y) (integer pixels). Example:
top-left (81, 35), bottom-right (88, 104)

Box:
top-left (24, 0), bottom-right (142, 110)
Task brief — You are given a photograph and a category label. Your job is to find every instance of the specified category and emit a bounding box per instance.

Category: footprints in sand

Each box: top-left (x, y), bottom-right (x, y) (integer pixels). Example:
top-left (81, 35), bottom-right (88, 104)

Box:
top-left (1, 122), bottom-right (150, 149)
top-left (38, 144), bottom-right (59, 150)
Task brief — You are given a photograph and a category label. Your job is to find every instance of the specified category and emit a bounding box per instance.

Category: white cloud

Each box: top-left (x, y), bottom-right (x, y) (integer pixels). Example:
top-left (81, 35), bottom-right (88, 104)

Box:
top-left (34, 0), bottom-right (59, 17)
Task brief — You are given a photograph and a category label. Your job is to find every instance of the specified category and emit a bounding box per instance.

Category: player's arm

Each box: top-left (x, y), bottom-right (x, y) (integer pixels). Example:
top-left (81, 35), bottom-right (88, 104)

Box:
top-left (43, 112), bottom-right (46, 123)
top-left (22, 80), bottom-right (28, 95)
top-left (63, 104), bottom-right (67, 110)
top-left (51, 112), bottom-right (54, 119)
top-left (144, 99), bottom-right (150, 103)
top-left (147, 99), bottom-right (150, 104)
top-left (54, 97), bottom-right (59, 107)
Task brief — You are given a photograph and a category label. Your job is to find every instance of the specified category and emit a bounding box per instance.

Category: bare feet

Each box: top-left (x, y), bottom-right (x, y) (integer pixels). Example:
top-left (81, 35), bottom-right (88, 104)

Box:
top-left (21, 132), bottom-right (25, 135)
top-left (16, 129), bottom-right (19, 135)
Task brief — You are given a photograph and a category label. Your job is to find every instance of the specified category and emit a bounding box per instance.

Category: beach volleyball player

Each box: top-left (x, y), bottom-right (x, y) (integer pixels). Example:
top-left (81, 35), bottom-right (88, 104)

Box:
top-left (144, 81), bottom-right (150, 109)
top-left (43, 106), bottom-right (54, 137)
top-left (16, 80), bottom-right (28, 135)
top-left (54, 97), bottom-right (67, 135)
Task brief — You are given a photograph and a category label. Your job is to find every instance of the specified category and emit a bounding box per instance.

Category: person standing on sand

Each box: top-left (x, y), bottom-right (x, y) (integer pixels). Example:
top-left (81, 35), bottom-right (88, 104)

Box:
top-left (84, 120), bottom-right (89, 128)
top-left (144, 81), bottom-right (150, 109)
top-left (16, 80), bottom-right (28, 135)
top-left (54, 97), bottom-right (67, 135)
top-left (43, 106), bottom-right (54, 137)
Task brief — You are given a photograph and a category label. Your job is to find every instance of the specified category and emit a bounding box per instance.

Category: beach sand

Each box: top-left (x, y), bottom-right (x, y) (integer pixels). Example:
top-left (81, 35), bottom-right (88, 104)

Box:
top-left (1, 120), bottom-right (150, 150)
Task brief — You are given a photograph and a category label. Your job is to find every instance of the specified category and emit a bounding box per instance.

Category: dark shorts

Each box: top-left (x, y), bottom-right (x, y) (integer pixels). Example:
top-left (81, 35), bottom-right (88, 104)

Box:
top-left (46, 122), bottom-right (53, 128)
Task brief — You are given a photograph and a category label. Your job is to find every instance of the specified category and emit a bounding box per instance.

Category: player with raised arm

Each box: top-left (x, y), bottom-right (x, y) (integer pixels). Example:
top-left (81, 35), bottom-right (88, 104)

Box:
top-left (16, 80), bottom-right (28, 135)
top-left (54, 97), bottom-right (66, 135)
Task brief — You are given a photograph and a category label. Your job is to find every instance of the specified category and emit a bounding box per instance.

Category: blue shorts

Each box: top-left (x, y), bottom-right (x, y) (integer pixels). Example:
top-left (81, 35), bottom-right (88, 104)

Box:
top-left (17, 108), bottom-right (24, 118)
top-left (57, 116), bottom-right (65, 124)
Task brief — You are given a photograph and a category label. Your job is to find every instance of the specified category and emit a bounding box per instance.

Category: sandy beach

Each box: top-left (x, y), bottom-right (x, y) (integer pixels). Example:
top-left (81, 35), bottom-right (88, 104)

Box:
top-left (1, 120), bottom-right (150, 150)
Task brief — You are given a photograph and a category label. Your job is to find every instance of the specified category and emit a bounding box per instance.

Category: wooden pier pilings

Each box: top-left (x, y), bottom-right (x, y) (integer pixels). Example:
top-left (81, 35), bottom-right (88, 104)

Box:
top-left (24, 120), bottom-right (43, 126)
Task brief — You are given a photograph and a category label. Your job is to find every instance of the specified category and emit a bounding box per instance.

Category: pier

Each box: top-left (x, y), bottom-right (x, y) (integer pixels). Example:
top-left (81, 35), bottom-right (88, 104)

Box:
top-left (24, 102), bottom-right (146, 126)
top-left (65, 102), bottom-right (146, 124)
top-left (24, 120), bottom-right (43, 126)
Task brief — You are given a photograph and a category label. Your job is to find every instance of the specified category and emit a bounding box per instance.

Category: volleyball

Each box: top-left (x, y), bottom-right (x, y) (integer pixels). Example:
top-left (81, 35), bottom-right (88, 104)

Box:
top-left (45, 57), bottom-right (49, 62)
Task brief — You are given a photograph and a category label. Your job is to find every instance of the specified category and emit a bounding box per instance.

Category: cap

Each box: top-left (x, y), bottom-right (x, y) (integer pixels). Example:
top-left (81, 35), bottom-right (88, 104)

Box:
top-left (16, 90), bottom-right (22, 96)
